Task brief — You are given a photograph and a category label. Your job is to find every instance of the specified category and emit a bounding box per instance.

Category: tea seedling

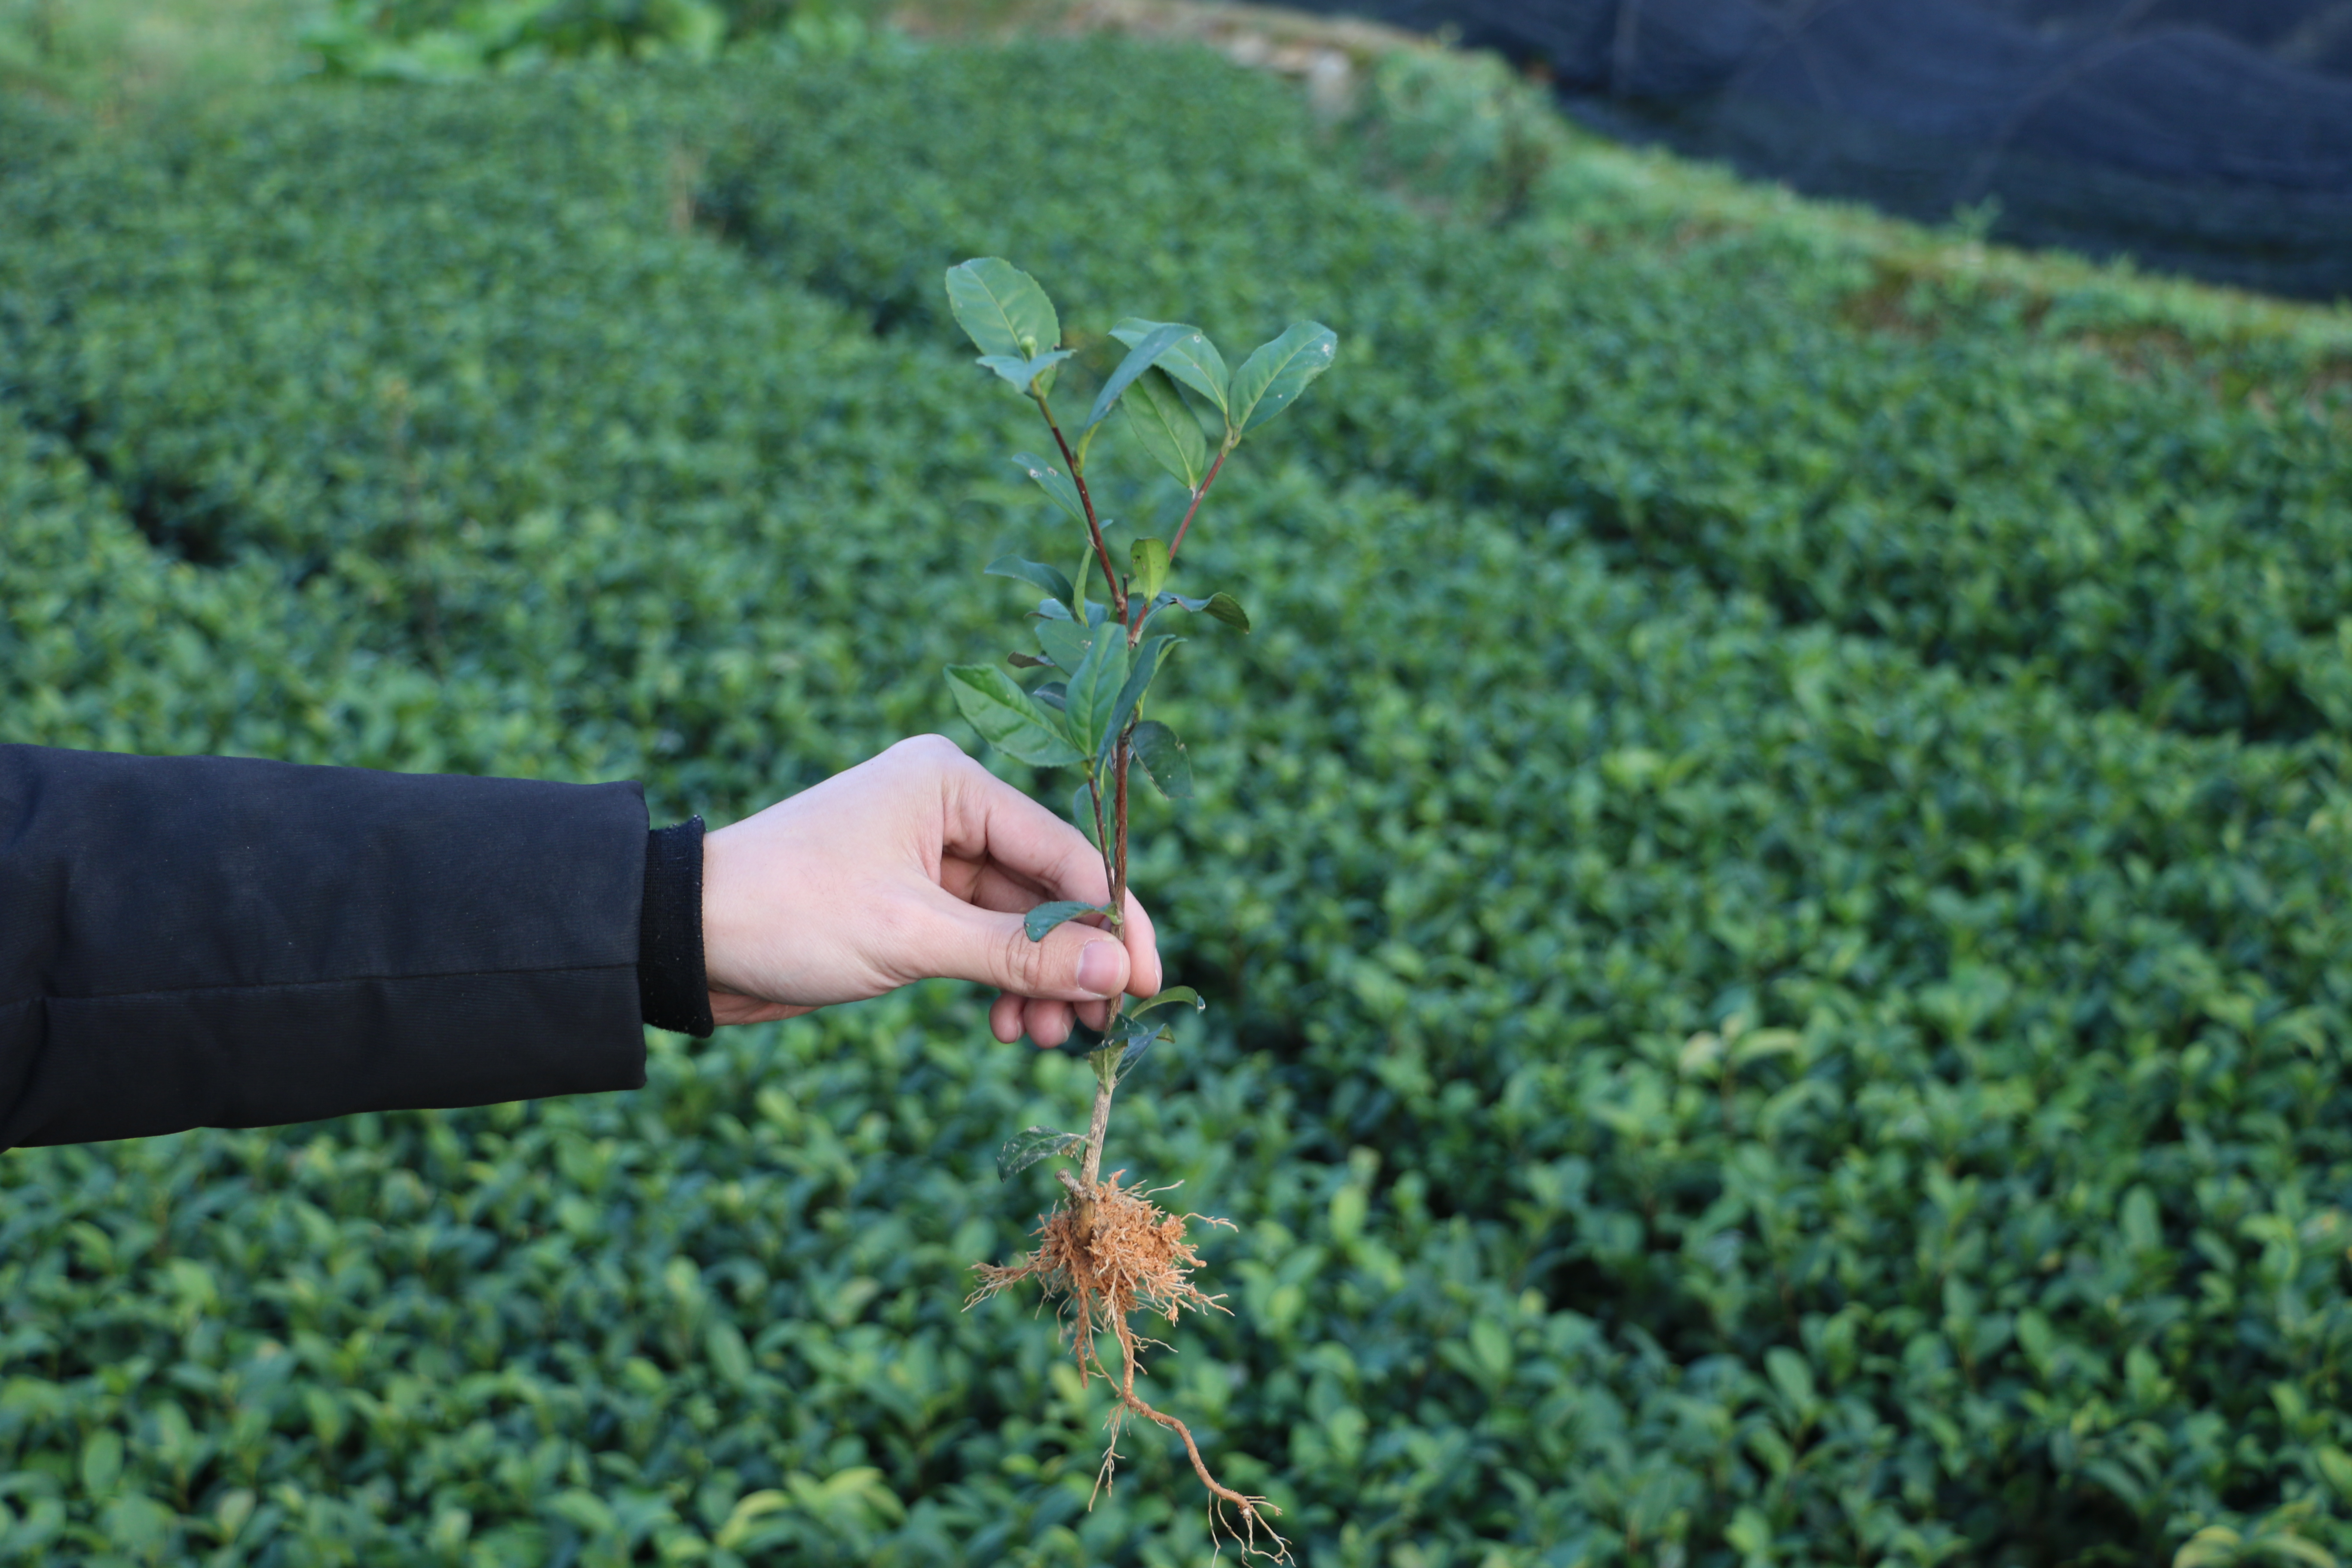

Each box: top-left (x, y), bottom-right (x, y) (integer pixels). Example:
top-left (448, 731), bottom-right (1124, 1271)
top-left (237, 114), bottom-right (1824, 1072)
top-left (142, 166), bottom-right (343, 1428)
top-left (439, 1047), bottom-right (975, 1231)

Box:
top-left (942, 257), bottom-right (1334, 1558)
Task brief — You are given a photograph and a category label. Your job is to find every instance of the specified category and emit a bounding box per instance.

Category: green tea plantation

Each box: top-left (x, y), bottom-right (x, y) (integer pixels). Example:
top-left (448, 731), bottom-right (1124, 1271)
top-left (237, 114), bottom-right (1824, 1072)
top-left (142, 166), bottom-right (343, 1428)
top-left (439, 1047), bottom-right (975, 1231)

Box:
top-left (5, 31), bottom-right (2352, 1567)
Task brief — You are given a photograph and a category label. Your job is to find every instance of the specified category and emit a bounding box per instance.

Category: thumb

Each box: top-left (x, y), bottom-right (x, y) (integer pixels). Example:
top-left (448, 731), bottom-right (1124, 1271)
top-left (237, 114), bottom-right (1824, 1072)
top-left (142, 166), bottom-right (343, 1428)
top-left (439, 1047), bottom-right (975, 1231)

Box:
top-left (934, 900), bottom-right (1131, 1001)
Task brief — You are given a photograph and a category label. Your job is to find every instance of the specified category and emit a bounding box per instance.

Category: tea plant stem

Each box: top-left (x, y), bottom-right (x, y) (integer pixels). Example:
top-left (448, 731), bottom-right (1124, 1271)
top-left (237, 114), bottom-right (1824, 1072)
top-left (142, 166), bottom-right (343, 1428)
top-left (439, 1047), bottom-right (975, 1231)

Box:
top-left (1109, 731), bottom-right (1132, 939)
top-left (1034, 391), bottom-right (1126, 619)
top-left (1086, 775), bottom-right (1117, 925)
top-left (1165, 447), bottom-right (1230, 566)
top-left (1080, 1055), bottom-right (1117, 1188)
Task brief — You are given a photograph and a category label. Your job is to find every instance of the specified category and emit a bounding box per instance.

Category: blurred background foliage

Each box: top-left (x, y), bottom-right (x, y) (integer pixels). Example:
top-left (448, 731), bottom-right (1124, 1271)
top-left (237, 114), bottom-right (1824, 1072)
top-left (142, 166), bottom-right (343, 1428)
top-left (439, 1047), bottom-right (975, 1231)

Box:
top-left (297, 0), bottom-right (835, 80)
top-left (5, 5), bottom-right (2352, 1567)
top-left (0, 0), bottom-right (310, 114)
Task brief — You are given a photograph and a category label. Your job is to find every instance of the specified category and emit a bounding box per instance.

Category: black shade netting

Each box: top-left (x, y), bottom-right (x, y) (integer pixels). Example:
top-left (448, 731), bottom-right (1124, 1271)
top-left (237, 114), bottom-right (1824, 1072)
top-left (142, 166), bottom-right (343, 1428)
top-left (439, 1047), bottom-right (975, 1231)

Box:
top-left (1290, 0), bottom-right (2352, 301)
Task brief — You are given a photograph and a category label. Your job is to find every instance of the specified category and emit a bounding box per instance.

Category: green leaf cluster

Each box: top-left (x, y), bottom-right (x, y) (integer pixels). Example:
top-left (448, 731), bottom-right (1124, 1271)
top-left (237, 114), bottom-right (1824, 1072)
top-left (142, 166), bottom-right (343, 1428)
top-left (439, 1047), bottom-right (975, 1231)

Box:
top-left (940, 256), bottom-right (1325, 931)
top-left (2, 34), bottom-right (2352, 1568)
top-left (296, 0), bottom-right (845, 80)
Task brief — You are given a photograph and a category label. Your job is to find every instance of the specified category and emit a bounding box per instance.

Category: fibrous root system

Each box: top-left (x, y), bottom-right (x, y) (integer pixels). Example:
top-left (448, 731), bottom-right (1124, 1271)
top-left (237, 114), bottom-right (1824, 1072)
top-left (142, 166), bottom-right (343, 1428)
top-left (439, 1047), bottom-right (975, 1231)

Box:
top-left (968, 1169), bottom-right (1287, 1561)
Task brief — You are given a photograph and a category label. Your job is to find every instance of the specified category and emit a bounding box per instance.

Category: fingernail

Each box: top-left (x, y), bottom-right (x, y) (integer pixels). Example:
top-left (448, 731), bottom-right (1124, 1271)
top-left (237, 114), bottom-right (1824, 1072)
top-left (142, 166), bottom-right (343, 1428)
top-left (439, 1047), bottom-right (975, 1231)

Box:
top-left (1077, 941), bottom-right (1122, 998)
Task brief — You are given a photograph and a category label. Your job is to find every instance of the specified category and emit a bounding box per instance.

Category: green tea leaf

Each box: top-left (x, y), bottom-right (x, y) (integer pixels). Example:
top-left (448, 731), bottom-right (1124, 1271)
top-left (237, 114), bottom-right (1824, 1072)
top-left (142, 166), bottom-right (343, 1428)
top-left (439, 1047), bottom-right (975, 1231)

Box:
top-left (1023, 900), bottom-right (1108, 941)
top-left (1063, 622), bottom-right (1132, 755)
top-left (1130, 984), bottom-right (1204, 1017)
top-left (945, 258), bottom-right (1060, 359)
top-left (1035, 618), bottom-right (1093, 674)
top-left (1072, 779), bottom-right (1102, 847)
top-left (1111, 318), bottom-right (1229, 413)
top-left (1227, 320), bottom-right (1337, 433)
top-left (1131, 719), bottom-right (1194, 799)
top-left (1009, 452), bottom-right (1085, 525)
top-left (1129, 536), bottom-right (1170, 602)
top-left (944, 665), bottom-right (1084, 766)
top-left (975, 348), bottom-right (1073, 395)
top-left (1121, 366), bottom-right (1211, 491)
top-left (1066, 1011), bottom-right (1155, 1060)
top-left (1203, 592), bottom-right (1250, 631)
top-left (987, 555), bottom-right (1075, 603)
top-left (1033, 596), bottom-right (1073, 622)
top-left (706, 1322), bottom-right (753, 1387)
top-left (1087, 322), bottom-right (1195, 429)
top-left (1119, 1027), bottom-right (1171, 1080)
top-left (1100, 634), bottom-right (1180, 763)
top-left (716, 1491), bottom-right (792, 1553)
top-left (80, 1428), bottom-right (122, 1498)
top-left (996, 1125), bottom-right (1086, 1181)
top-left (1032, 680), bottom-right (1067, 711)
top-left (1150, 590), bottom-right (1249, 631)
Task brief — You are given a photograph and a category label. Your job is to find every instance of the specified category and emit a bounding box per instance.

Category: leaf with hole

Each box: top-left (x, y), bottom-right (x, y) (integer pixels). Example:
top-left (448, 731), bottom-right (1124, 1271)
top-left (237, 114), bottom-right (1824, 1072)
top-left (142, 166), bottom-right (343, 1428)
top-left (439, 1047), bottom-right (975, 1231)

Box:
top-left (944, 665), bottom-right (1084, 767)
top-left (1131, 719), bottom-right (1194, 799)
top-left (1111, 318), bottom-right (1229, 413)
top-left (1129, 537), bottom-right (1170, 603)
top-left (997, 1126), bottom-right (1087, 1181)
top-left (1009, 453), bottom-right (1085, 525)
top-left (1227, 321), bottom-right (1337, 434)
top-left (946, 258), bottom-right (1060, 359)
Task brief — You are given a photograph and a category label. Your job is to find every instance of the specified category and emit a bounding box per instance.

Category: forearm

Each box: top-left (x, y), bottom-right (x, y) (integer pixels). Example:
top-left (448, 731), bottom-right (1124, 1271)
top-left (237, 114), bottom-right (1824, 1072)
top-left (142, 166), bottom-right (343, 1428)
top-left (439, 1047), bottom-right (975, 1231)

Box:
top-left (0, 744), bottom-right (657, 1149)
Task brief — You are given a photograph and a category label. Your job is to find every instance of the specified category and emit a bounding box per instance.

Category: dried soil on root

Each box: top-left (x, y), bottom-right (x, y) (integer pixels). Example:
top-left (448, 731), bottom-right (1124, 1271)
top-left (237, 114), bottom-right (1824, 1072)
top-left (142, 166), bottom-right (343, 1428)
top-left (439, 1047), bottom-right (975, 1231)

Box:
top-left (968, 1171), bottom-right (1288, 1561)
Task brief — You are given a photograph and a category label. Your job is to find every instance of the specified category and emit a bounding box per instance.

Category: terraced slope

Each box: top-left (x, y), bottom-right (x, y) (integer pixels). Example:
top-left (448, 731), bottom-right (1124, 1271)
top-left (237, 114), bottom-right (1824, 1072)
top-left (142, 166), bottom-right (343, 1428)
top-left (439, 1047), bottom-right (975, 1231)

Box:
top-left (3, 39), bottom-right (2352, 1566)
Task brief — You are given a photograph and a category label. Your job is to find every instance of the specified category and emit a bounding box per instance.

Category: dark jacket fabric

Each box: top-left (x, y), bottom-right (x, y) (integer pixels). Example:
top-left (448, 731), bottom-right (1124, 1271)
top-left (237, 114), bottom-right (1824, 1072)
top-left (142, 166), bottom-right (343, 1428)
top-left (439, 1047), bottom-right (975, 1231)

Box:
top-left (0, 743), bottom-right (677, 1151)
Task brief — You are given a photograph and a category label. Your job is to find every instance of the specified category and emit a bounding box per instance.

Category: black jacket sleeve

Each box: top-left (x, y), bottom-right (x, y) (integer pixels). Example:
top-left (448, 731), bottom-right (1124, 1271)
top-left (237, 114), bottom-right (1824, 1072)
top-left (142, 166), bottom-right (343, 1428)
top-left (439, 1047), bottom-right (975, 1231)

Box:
top-left (0, 743), bottom-right (655, 1149)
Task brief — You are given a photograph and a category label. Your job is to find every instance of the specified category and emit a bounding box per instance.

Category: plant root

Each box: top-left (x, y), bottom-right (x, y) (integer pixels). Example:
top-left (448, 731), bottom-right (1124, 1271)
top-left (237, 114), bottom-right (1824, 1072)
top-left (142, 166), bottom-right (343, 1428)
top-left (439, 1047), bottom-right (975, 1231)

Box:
top-left (968, 1171), bottom-right (1288, 1562)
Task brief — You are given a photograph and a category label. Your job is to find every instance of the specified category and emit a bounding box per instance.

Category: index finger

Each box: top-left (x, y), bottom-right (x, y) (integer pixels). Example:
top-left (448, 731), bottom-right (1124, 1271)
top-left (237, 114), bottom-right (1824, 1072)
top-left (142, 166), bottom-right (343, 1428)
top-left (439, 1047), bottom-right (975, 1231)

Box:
top-left (943, 756), bottom-right (1163, 998)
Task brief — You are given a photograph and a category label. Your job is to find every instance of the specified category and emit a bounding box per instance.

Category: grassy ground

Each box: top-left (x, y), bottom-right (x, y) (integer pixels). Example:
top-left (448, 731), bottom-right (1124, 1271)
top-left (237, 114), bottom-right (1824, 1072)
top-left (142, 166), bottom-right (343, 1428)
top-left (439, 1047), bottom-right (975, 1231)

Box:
top-left (0, 0), bottom-right (311, 119)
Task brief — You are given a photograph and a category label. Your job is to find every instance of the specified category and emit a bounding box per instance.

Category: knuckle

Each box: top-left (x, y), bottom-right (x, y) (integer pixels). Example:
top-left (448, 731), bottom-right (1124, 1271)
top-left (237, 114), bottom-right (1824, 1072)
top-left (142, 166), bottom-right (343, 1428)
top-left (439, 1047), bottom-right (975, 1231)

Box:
top-left (901, 732), bottom-right (963, 761)
top-left (1002, 927), bottom-right (1055, 993)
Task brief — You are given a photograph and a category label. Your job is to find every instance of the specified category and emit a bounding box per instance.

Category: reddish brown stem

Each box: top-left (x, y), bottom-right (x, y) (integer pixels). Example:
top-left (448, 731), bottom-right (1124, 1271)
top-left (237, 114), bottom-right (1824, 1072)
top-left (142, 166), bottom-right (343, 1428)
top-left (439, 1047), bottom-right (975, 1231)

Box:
top-left (1086, 775), bottom-right (1117, 929)
top-left (1036, 390), bottom-right (1126, 620)
top-left (1109, 731), bottom-right (1131, 944)
top-left (1166, 445), bottom-right (1230, 566)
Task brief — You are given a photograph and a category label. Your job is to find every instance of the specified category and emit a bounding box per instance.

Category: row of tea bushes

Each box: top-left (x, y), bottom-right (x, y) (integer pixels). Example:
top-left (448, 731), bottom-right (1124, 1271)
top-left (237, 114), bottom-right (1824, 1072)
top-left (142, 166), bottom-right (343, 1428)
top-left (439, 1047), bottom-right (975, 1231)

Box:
top-left (5, 35), bottom-right (2352, 1565)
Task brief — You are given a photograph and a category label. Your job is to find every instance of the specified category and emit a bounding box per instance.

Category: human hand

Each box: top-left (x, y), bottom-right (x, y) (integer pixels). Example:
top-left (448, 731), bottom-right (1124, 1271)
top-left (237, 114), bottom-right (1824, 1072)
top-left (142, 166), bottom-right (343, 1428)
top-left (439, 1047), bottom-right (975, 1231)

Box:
top-left (698, 735), bottom-right (1162, 1045)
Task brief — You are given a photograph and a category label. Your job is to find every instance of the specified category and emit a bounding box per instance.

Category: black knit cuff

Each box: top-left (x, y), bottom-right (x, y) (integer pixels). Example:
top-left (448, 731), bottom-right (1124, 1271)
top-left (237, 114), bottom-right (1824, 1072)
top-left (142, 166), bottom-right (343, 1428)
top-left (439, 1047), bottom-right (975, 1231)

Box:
top-left (638, 817), bottom-right (713, 1038)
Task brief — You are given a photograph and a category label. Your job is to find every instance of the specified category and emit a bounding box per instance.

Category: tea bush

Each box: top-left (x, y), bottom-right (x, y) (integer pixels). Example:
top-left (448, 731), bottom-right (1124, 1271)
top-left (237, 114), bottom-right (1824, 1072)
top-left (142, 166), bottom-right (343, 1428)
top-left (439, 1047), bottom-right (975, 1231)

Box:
top-left (299, 0), bottom-right (815, 79)
top-left (5, 36), bottom-right (2352, 1567)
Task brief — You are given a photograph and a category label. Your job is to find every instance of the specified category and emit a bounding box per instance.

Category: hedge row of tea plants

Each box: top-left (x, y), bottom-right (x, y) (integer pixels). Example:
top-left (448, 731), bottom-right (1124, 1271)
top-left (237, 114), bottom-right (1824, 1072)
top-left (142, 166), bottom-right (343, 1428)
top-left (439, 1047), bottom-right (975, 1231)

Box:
top-left (299, 0), bottom-right (815, 80)
top-left (4, 35), bottom-right (2352, 1567)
